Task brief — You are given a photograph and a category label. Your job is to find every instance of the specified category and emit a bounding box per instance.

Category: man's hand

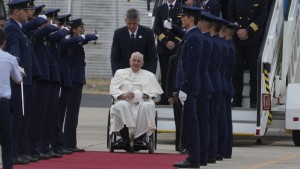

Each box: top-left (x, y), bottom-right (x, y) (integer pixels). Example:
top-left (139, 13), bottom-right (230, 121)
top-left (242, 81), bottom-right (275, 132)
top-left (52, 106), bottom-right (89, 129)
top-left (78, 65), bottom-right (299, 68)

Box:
top-left (125, 91), bottom-right (135, 100)
top-left (237, 29), bottom-right (249, 40)
top-left (19, 66), bottom-right (26, 77)
top-left (166, 41), bottom-right (175, 50)
top-left (178, 90), bottom-right (187, 105)
top-left (163, 20), bottom-right (172, 29)
top-left (168, 97), bottom-right (175, 105)
top-left (185, 0), bottom-right (194, 6)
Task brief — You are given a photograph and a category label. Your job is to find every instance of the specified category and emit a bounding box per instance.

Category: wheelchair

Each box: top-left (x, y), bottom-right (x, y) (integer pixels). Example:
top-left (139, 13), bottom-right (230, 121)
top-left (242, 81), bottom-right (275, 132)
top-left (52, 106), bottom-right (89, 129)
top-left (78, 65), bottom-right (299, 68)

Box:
top-left (106, 105), bottom-right (158, 154)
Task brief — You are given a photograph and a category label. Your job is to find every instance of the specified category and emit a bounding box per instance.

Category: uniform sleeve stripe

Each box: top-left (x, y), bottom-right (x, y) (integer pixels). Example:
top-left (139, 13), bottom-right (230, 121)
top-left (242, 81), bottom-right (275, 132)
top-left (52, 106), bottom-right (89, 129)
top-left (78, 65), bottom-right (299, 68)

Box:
top-left (250, 22), bottom-right (259, 32)
top-left (175, 37), bottom-right (182, 41)
top-left (158, 34), bottom-right (166, 41)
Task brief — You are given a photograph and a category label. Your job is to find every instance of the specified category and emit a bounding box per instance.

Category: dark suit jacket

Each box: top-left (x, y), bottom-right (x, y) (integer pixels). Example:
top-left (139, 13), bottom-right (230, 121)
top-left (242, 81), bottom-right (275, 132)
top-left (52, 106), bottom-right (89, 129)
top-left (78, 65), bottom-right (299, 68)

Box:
top-left (228, 0), bottom-right (268, 45)
top-left (205, 0), bottom-right (221, 17)
top-left (153, 1), bottom-right (182, 55)
top-left (178, 27), bottom-right (203, 94)
top-left (3, 18), bottom-right (33, 85)
top-left (110, 25), bottom-right (157, 76)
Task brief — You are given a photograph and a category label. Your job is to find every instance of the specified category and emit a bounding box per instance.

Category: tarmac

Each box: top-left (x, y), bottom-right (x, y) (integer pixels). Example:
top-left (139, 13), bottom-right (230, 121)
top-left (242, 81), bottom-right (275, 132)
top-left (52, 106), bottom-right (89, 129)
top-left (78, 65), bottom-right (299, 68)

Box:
top-left (1, 94), bottom-right (300, 169)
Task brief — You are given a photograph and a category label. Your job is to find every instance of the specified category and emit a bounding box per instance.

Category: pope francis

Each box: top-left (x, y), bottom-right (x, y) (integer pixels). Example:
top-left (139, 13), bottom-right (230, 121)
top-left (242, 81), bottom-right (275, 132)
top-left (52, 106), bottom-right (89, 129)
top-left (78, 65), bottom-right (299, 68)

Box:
top-left (109, 52), bottom-right (163, 146)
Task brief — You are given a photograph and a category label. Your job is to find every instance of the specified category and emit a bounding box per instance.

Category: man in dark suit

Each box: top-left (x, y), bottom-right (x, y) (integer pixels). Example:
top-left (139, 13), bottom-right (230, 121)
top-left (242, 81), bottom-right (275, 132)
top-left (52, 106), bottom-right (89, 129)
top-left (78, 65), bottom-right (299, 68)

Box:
top-left (153, 0), bottom-right (182, 104)
top-left (3, 0), bottom-right (35, 164)
top-left (110, 8), bottom-right (157, 76)
top-left (173, 6), bottom-right (203, 168)
top-left (228, 0), bottom-right (268, 108)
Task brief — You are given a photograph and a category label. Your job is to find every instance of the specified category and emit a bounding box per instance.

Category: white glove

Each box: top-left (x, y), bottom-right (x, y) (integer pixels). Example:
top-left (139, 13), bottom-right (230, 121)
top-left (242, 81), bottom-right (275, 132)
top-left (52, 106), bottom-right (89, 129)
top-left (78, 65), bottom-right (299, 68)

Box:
top-left (163, 20), bottom-right (172, 29)
top-left (61, 26), bottom-right (69, 31)
top-left (50, 20), bottom-right (58, 27)
top-left (38, 14), bottom-right (47, 20)
top-left (80, 34), bottom-right (86, 39)
top-left (19, 66), bottom-right (26, 77)
top-left (178, 90), bottom-right (187, 105)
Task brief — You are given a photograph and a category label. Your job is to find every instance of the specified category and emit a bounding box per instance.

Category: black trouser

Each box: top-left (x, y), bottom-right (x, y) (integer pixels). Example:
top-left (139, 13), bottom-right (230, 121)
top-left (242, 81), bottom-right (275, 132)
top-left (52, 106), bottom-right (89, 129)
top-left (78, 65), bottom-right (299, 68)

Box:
top-left (10, 83), bottom-right (33, 158)
top-left (232, 44), bottom-right (260, 104)
top-left (26, 80), bottom-right (50, 155)
top-left (173, 96), bottom-right (186, 151)
top-left (58, 87), bottom-right (71, 149)
top-left (63, 83), bottom-right (83, 148)
top-left (0, 98), bottom-right (13, 169)
top-left (158, 53), bottom-right (172, 103)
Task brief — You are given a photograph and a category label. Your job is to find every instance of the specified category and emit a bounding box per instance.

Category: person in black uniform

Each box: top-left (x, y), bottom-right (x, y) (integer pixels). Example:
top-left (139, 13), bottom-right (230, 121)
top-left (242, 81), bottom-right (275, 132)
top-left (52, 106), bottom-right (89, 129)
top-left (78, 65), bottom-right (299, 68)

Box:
top-left (173, 6), bottom-right (203, 168)
top-left (228, 0), bottom-right (268, 108)
top-left (218, 0), bottom-right (229, 19)
top-left (200, 0), bottom-right (221, 17)
top-left (153, 0), bottom-right (182, 104)
top-left (63, 18), bottom-right (98, 152)
top-left (110, 8), bottom-right (157, 76)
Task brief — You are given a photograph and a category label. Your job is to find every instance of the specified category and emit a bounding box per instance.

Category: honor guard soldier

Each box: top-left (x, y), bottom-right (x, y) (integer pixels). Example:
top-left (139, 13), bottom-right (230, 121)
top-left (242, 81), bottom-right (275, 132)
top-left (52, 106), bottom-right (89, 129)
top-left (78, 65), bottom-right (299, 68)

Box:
top-left (47, 14), bottom-right (74, 155)
top-left (3, 0), bottom-right (35, 164)
top-left (206, 12), bottom-right (224, 164)
top-left (223, 22), bottom-right (239, 159)
top-left (228, 0), bottom-right (268, 108)
top-left (63, 18), bottom-right (98, 152)
top-left (153, 0), bottom-right (182, 105)
top-left (197, 11), bottom-right (214, 166)
top-left (173, 6), bottom-right (203, 168)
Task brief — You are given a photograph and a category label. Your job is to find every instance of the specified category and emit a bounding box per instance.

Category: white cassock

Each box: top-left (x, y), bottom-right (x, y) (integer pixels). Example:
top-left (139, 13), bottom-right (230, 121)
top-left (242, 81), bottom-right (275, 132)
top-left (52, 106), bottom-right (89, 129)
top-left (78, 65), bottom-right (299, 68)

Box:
top-left (109, 68), bottom-right (163, 139)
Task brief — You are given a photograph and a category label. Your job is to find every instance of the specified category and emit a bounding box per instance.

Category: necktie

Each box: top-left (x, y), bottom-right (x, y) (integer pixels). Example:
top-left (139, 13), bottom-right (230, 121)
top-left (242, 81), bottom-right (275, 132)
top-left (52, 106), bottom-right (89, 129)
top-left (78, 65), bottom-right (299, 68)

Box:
top-left (168, 4), bottom-right (174, 19)
top-left (169, 4), bottom-right (173, 11)
top-left (130, 33), bottom-right (135, 45)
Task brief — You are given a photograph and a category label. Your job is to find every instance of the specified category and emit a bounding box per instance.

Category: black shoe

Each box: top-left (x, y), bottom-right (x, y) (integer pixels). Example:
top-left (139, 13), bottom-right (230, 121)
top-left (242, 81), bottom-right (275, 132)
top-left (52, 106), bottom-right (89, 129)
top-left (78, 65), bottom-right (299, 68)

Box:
top-left (216, 154), bottom-right (223, 161)
top-left (39, 153), bottom-right (51, 160)
top-left (200, 162), bottom-right (207, 166)
top-left (65, 147), bottom-right (85, 152)
top-left (250, 102), bottom-right (257, 108)
top-left (23, 154), bottom-right (38, 162)
top-left (207, 158), bottom-right (216, 163)
top-left (49, 151), bottom-right (63, 158)
top-left (223, 155), bottom-right (231, 159)
top-left (12, 157), bottom-right (30, 164)
top-left (231, 100), bottom-right (242, 107)
top-left (173, 160), bottom-right (200, 168)
top-left (54, 149), bottom-right (73, 155)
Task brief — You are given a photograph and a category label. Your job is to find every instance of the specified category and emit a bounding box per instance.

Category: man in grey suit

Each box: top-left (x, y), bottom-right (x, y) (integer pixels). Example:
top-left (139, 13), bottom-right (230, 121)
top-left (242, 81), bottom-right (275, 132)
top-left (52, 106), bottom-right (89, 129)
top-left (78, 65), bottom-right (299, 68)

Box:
top-left (110, 8), bottom-right (157, 76)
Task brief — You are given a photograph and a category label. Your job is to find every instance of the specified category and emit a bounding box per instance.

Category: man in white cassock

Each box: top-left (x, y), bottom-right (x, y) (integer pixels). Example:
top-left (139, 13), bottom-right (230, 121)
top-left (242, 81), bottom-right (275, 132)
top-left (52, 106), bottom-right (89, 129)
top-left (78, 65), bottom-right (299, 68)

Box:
top-left (110, 52), bottom-right (163, 147)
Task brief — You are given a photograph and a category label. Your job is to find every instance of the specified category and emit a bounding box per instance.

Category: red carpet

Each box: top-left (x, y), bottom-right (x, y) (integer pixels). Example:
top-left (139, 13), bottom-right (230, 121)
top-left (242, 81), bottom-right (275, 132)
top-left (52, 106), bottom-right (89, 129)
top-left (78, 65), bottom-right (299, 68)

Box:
top-left (12, 151), bottom-right (187, 169)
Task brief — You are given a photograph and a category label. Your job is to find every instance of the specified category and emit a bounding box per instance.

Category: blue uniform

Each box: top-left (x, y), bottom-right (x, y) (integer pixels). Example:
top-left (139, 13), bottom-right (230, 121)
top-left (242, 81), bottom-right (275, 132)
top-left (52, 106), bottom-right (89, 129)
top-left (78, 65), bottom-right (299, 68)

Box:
top-left (207, 34), bottom-right (223, 161)
top-left (197, 32), bottom-right (213, 165)
top-left (223, 39), bottom-right (236, 158)
top-left (204, 0), bottom-right (221, 17)
top-left (217, 37), bottom-right (230, 159)
top-left (3, 18), bottom-right (36, 159)
top-left (64, 34), bottom-right (98, 149)
top-left (178, 27), bottom-right (203, 165)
